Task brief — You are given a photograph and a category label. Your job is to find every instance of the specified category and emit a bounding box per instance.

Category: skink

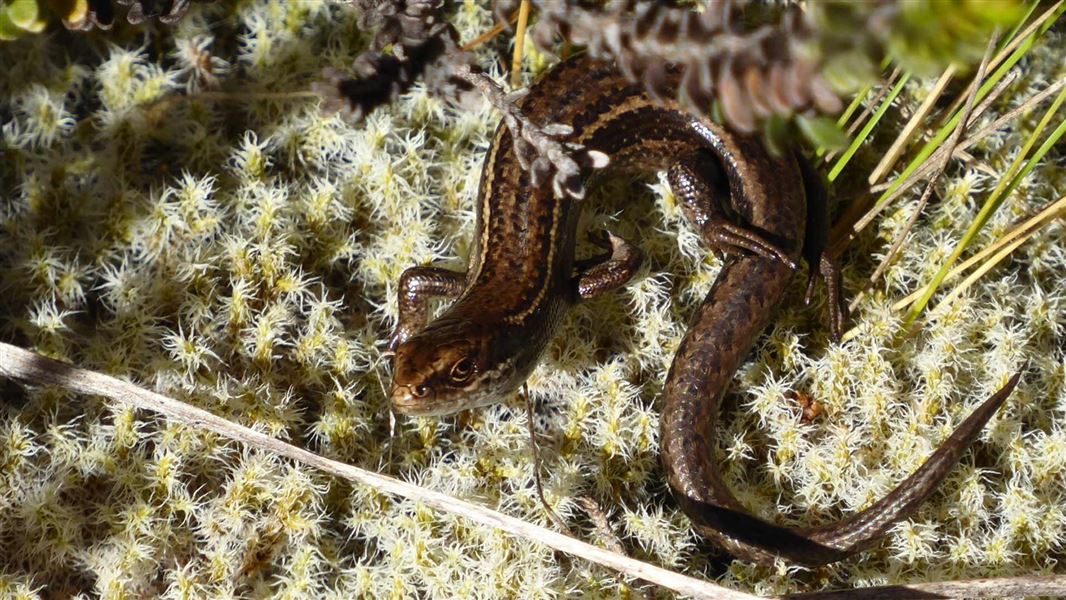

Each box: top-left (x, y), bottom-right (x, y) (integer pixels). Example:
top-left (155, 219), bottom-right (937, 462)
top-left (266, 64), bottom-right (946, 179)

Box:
top-left (386, 57), bottom-right (1020, 566)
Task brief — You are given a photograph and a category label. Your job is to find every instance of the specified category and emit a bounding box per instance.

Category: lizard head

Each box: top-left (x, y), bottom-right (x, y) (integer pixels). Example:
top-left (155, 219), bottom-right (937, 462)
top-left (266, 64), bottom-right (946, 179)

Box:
top-left (389, 319), bottom-right (520, 416)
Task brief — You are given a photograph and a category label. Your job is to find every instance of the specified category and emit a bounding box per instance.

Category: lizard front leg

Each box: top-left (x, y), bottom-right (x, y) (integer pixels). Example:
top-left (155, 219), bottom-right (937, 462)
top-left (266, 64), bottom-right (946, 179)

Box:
top-left (389, 266), bottom-right (466, 352)
top-left (573, 230), bottom-right (643, 301)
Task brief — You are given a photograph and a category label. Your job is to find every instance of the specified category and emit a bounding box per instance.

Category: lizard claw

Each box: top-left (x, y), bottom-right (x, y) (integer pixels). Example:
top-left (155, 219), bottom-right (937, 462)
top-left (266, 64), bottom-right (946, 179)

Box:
top-left (804, 253), bottom-right (847, 342)
top-left (704, 218), bottom-right (799, 271)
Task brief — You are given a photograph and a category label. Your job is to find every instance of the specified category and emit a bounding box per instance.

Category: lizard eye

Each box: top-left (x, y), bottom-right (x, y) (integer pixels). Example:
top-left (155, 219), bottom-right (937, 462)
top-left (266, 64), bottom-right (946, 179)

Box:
top-left (412, 384), bottom-right (430, 398)
top-left (449, 358), bottom-right (475, 383)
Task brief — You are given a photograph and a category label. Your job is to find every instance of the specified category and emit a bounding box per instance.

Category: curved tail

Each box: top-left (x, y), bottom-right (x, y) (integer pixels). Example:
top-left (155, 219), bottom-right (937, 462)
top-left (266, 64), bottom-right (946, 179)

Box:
top-left (660, 258), bottom-right (1023, 566)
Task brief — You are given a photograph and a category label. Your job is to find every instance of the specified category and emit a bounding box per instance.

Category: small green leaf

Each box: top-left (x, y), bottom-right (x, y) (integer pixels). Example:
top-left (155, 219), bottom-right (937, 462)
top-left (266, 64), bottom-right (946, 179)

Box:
top-left (822, 51), bottom-right (878, 93)
top-left (761, 114), bottom-right (790, 158)
top-left (796, 115), bottom-right (849, 151)
top-left (0, 6), bottom-right (26, 40)
top-left (7, 0), bottom-right (42, 30)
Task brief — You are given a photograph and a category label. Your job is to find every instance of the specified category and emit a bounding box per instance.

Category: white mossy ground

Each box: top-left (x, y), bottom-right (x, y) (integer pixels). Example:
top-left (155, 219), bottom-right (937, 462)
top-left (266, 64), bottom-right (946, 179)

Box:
top-left (0, 2), bottom-right (1063, 598)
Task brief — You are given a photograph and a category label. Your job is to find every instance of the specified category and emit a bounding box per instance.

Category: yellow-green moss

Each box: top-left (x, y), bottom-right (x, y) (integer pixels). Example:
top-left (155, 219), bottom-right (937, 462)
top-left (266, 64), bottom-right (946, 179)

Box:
top-left (0, 2), bottom-right (1063, 598)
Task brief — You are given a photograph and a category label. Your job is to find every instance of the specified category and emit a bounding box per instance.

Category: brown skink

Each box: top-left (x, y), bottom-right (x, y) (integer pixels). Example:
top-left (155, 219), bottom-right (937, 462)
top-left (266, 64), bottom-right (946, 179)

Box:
top-left (386, 57), bottom-right (1020, 566)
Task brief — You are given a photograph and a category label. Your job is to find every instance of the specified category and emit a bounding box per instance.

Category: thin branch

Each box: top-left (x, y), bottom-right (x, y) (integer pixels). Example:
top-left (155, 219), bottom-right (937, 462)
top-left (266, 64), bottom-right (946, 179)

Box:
top-left (923, 62), bottom-right (1014, 143)
top-left (867, 65), bottom-right (956, 186)
top-left (827, 64), bottom-right (1022, 255)
top-left (870, 72), bottom-right (1055, 196)
top-left (845, 73), bottom-right (1056, 241)
top-left (461, 10), bottom-right (519, 51)
top-left (891, 193), bottom-right (1066, 312)
top-left (823, 68), bottom-right (902, 165)
top-left (0, 342), bottom-right (757, 600)
top-left (963, 68), bottom-right (1021, 132)
top-left (511, 0), bottom-right (532, 88)
top-left (848, 33), bottom-right (996, 313)
top-left (865, 62), bottom-right (1016, 193)
top-left (843, 71), bottom-right (899, 138)
top-left (784, 574), bottom-right (1066, 600)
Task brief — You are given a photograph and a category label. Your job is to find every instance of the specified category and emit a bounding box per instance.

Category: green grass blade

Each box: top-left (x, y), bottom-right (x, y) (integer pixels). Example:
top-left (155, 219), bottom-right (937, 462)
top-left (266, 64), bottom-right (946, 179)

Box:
top-left (869, 2), bottom-right (1063, 215)
top-left (816, 86), bottom-right (869, 159)
top-left (873, 42), bottom-right (1032, 206)
top-left (827, 74), bottom-right (911, 182)
top-left (837, 85), bottom-right (872, 129)
top-left (997, 109), bottom-right (1066, 212)
top-left (901, 82), bottom-right (1066, 330)
top-left (999, 1), bottom-right (1040, 53)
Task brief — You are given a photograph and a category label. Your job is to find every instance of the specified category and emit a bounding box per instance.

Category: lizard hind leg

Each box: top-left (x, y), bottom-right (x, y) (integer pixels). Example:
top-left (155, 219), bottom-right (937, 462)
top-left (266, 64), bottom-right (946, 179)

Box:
top-left (668, 154), bottom-right (798, 270)
top-left (796, 154), bottom-right (849, 341)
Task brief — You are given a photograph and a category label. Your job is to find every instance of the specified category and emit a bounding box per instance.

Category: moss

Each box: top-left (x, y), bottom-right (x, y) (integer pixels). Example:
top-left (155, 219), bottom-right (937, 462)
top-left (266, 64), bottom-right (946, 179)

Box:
top-left (0, 2), bottom-right (1063, 598)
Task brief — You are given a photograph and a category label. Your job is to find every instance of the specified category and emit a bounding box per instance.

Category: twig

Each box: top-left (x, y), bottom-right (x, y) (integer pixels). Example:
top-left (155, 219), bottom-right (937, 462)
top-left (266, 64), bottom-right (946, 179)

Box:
top-left (823, 68), bottom-right (901, 166)
top-left (827, 73), bottom-right (911, 182)
top-left (823, 69), bottom-right (1017, 260)
top-left (870, 72), bottom-right (1053, 195)
top-left (867, 65), bottom-right (956, 186)
top-left (0, 342), bottom-right (757, 600)
top-left (891, 193), bottom-right (1066, 312)
top-left (511, 0), bottom-right (532, 88)
top-left (848, 33), bottom-right (996, 313)
top-left (522, 383), bottom-right (569, 532)
top-left (963, 69), bottom-right (1021, 133)
top-left (461, 10), bottom-right (519, 51)
top-left (784, 574), bottom-right (1066, 600)
top-left (904, 67), bottom-right (1020, 171)
top-left (843, 74), bottom-right (1059, 243)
